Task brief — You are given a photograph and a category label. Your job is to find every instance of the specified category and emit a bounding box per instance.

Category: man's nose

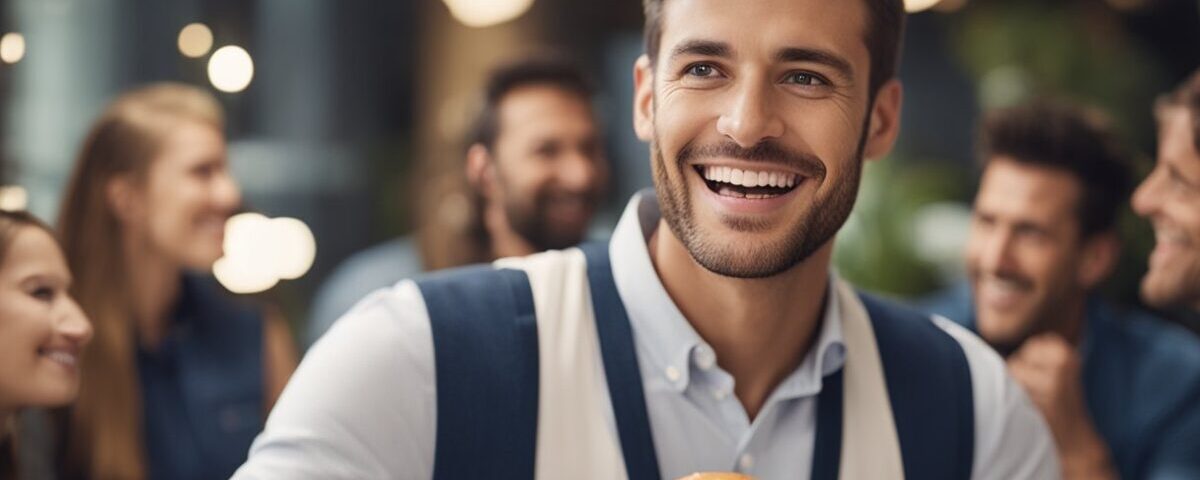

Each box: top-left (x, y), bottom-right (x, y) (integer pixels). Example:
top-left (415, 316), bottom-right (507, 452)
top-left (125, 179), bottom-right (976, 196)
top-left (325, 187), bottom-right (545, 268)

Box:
top-left (716, 80), bottom-right (785, 148)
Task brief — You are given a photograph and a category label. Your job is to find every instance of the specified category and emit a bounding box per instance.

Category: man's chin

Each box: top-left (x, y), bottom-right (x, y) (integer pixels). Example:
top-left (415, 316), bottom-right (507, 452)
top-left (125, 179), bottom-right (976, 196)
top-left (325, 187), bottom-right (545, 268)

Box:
top-left (1141, 270), bottom-right (1200, 309)
top-left (977, 316), bottom-right (1037, 358)
top-left (536, 232), bottom-right (588, 251)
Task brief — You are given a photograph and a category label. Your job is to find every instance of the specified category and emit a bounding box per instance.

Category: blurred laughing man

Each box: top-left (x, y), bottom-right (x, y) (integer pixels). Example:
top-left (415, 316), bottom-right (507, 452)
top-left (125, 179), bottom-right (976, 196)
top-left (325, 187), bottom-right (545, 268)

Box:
top-left (1135, 69), bottom-right (1200, 325)
top-left (924, 99), bottom-right (1200, 480)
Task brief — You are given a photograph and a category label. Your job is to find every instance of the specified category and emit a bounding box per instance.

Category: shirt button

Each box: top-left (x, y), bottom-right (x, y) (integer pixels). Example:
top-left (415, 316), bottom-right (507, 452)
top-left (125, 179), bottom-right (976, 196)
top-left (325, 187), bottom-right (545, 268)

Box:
top-left (665, 366), bottom-right (681, 382)
top-left (738, 453), bottom-right (755, 471)
top-left (712, 387), bottom-right (729, 401)
top-left (693, 345), bottom-right (716, 370)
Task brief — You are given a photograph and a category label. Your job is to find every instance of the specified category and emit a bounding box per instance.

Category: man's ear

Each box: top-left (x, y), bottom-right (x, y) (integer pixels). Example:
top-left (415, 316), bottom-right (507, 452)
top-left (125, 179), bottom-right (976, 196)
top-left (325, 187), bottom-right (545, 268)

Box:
top-left (1078, 231), bottom-right (1120, 290)
top-left (862, 79), bottom-right (903, 161)
top-left (465, 143), bottom-right (495, 197)
top-left (633, 55), bottom-right (655, 142)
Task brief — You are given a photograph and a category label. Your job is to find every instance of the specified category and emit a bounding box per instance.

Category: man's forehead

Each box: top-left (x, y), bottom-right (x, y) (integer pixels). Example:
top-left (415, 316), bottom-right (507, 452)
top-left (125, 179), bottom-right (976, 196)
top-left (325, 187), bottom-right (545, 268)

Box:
top-left (657, 0), bottom-right (870, 64)
top-left (978, 158), bottom-right (1082, 215)
top-left (1159, 107), bottom-right (1200, 162)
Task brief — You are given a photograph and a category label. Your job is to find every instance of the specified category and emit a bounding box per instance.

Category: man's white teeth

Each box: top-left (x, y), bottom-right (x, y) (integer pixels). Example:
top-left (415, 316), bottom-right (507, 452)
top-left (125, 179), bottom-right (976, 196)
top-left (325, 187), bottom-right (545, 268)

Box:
top-left (702, 165), bottom-right (797, 188)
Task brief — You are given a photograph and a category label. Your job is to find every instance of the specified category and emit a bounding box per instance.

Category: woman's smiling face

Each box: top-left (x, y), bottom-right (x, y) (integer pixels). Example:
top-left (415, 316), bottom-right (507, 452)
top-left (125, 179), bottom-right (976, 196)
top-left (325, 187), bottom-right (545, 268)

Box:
top-left (0, 226), bottom-right (92, 412)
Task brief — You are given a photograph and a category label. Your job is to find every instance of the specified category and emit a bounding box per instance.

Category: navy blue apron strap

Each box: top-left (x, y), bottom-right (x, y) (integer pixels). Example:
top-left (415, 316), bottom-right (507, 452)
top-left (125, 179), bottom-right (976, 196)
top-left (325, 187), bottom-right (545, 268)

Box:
top-left (580, 241), bottom-right (663, 480)
top-left (419, 266), bottom-right (540, 480)
top-left (810, 369), bottom-right (844, 480)
top-left (859, 292), bottom-right (975, 480)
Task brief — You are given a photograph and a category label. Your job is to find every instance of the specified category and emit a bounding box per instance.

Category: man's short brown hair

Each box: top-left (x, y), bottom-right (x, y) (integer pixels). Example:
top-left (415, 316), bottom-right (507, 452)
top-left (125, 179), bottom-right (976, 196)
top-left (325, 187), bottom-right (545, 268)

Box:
top-left (641, 0), bottom-right (906, 98)
top-left (1155, 68), bottom-right (1200, 153)
top-left (979, 99), bottom-right (1133, 239)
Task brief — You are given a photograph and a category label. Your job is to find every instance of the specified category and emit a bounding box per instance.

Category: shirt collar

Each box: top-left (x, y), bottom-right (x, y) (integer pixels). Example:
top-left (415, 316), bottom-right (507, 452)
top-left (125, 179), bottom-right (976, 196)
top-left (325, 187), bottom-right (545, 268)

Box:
top-left (608, 190), bottom-right (846, 397)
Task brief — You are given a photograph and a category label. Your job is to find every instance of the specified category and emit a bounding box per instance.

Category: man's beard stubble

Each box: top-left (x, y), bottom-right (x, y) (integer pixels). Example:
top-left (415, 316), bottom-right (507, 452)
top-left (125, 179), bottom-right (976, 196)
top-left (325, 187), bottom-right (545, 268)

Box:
top-left (504, 189), bottom-right (596, 252)
top-left (652, 134), bottom-right (866, 279)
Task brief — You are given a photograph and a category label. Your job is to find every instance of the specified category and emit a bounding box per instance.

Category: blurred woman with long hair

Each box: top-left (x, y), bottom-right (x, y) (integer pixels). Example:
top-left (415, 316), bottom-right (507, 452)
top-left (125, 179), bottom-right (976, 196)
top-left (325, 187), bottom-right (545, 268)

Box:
top-left (56, 83), bottom-right (297, 480)
top-left (0, 210), bottom-right (92, 480)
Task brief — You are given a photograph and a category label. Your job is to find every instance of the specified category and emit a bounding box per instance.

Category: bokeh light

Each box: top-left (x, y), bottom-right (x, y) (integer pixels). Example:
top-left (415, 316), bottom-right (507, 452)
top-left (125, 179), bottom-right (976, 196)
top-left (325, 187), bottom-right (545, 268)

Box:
top-left (904, 0), bottom-right (943, 13)
top-left (214, 213), bottom-right (318, 294)
top-left (0, 186), bottom-right (29, 211)
top-left (207, 45), bottom-right (254, 93)
top-left (178, 23), bottom-right (214, 58)
top-left (271, 217), bottom-right (317, 280)
top-left (0, 33), bottom-right (26, 64)
top-left (442, 0), bottom-right (535, 27)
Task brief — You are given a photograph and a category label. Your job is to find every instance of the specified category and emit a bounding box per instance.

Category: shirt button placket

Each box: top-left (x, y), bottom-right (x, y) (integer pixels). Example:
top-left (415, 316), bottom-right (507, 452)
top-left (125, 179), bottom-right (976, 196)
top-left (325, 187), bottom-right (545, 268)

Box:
top-left (693, 345), bottom-right (716, 371)
top-left (738, 453), bottom-right (755, 472)
top-left (665, 365), bottom-right (681, 383)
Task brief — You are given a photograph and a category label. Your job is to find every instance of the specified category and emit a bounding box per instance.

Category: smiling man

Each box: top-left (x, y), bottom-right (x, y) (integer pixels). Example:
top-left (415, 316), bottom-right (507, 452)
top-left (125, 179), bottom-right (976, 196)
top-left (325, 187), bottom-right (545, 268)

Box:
top-left (234, 0), bottom-right (1057, 478)
top-left (1136, 69), bottom-right (1200, 322)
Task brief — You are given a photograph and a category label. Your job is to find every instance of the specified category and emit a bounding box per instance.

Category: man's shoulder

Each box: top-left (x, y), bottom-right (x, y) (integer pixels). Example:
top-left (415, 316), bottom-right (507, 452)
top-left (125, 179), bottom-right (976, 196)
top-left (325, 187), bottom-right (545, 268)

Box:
top-left (325, 236), bottom-right (423, 291)
top-left (1092, 303), bottom-right (1200, 409)
top-left (857, 291), bottom-right (985, 359)
top-left (914, 282), bottom-right (975, 329)
top-left (306, 236), bottom-right (425, 345)
top-left (1103, 304), bottom-right (1200, 367)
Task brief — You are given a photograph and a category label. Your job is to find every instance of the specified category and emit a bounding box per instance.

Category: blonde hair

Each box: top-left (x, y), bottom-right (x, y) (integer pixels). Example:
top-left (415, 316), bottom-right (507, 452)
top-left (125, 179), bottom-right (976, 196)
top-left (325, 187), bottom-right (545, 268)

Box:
top-left (56, 83), bottom-right (223, 480)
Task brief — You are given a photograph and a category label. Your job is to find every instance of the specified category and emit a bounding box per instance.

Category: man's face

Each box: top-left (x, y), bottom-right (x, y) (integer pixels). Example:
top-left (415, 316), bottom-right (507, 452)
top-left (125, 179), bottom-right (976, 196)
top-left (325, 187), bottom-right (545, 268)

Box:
top-left (966, 158), bottom-right (1090, 353)
top-left (490, 84), bottom-right (607, 251)
top-left (1133, 107), bottom-right (1200, 310)
top-left (633, 0), bottom-right (900, 278)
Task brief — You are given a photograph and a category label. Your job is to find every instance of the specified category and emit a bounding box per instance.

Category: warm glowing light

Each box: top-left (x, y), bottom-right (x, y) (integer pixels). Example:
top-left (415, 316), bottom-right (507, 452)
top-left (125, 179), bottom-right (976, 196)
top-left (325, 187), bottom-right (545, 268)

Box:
top-left (207, 45), bottom-right (254, 93)
top-left (904, 0), bottom-right (942, 13)
top-left (932, 0), bottom-right (968, 12)
top-left (271, 217), bottom-right (316, 280)
top-left (0, 33), bottom-right (25, 64)
top-left (0, 186), bottom-right (29, 211)
top-left (442, 0), bottom-right (535, 27)
top-left (178, 23), bottom-right (213, 58)
top-left (213, 213), bottom-right (318, 294)
top-left (213, 256), bottom-right (279, 294)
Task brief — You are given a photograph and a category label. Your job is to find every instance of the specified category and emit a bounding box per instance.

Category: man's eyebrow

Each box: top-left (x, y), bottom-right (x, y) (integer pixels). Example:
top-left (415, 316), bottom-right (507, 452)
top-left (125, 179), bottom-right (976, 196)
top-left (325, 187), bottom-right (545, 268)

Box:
top-left (669, 40), bottom-right (732, 60)
top-left (775, 47), bottom-right (854, 81)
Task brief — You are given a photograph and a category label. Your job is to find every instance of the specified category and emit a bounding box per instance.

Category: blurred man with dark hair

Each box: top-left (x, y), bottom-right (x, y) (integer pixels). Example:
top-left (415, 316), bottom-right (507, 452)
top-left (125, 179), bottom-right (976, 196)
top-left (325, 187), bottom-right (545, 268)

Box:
top-left (925, 99), bottom-right (1200, 480)
top-left (307, 55), bottom-right (608, 346)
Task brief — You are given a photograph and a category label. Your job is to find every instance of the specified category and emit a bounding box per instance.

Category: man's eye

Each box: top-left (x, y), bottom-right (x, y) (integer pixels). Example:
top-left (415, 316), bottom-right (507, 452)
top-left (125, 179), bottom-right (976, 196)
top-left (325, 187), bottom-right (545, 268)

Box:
top-left (785, 72), bottom-right (826, 86)
top-left (1168, 168), bottom-right (1197, 192)
top-left (685, 64), bottom-right (717, 77)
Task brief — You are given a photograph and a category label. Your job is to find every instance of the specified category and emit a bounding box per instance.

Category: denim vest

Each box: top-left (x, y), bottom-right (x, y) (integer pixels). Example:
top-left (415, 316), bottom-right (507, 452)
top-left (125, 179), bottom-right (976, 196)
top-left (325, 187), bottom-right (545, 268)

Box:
top-left (137, 274), bottom-right (264, 480)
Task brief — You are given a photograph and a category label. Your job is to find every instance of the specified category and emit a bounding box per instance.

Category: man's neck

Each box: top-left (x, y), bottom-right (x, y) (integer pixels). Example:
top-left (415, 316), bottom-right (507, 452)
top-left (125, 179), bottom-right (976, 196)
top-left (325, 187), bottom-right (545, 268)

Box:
top-left (648, 220), bottom-right (832, 420)
top-left (1053, 293), bottom-right (1090, 346)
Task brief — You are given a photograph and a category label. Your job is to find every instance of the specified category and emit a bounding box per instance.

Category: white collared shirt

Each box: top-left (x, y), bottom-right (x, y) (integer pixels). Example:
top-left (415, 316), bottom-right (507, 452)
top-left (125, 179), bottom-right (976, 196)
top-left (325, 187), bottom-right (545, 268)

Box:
top-left (234, 191), bottom-right (1060, 479)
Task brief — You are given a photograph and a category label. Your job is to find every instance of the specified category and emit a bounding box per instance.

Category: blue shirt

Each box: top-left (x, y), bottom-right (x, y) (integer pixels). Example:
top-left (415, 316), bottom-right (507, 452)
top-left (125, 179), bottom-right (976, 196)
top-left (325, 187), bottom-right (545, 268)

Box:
top-left (138, 274), bottom-right (265, 480)
top-left (923, 284), bottom-right (1200, 479)
top-left (235, 192), bottom-right (1059, 479)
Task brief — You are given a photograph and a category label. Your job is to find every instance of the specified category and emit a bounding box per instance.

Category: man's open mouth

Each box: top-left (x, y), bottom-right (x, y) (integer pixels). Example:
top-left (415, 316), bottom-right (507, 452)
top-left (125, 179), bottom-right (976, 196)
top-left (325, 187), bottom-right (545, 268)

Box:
top-left (695, 165), bottom-right (800, 199)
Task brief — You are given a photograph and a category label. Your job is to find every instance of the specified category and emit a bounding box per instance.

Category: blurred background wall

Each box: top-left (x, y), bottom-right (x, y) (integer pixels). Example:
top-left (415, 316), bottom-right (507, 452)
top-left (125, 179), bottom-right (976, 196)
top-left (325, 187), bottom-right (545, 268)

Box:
top-left (0, 0), bottom-right (1196, 340)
